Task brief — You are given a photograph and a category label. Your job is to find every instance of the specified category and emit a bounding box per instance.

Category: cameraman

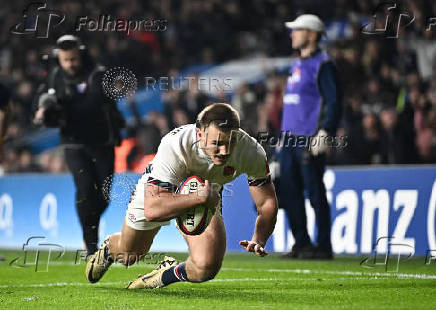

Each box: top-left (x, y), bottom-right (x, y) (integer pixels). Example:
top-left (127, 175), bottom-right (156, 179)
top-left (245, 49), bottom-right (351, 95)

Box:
top-left (34, 35), bottom-right (125, 255)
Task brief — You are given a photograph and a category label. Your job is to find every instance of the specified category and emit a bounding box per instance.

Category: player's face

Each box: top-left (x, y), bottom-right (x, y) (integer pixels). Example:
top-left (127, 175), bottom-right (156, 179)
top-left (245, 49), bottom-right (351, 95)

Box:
top-left (291, 29), bottom-right (311, 49)
top-left (197, 125), bottom-right (238, 165)
top-left (58, 49), bottom-right (82, 76)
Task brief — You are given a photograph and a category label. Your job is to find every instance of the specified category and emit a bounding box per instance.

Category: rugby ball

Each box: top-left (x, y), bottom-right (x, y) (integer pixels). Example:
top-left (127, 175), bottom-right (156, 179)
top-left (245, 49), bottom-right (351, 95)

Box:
top-left (176, 176), bottom-right (213, 236)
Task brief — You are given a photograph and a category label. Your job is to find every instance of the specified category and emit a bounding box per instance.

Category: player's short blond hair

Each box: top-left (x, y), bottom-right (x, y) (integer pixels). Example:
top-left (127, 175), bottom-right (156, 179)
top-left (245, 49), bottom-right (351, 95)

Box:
top-left (196, 103), bottom-right (240, 131)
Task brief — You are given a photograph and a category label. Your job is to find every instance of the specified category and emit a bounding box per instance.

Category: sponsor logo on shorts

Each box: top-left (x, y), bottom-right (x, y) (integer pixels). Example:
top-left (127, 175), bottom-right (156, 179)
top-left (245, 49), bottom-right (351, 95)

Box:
top-left (128, 213), bottom-right (136, 223)
top-left (145, 163), bottom-right (153, 174)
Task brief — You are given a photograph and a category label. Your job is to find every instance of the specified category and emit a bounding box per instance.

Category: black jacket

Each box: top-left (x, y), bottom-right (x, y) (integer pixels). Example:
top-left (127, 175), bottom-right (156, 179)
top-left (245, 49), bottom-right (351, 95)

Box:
top-left (39, 65), bottom-right (125, 146)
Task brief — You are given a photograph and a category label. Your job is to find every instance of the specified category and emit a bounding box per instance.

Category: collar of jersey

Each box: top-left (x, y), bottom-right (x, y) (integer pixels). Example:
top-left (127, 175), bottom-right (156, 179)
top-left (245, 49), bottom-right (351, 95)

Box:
top-left (300, 47), bottom-right (322, 60)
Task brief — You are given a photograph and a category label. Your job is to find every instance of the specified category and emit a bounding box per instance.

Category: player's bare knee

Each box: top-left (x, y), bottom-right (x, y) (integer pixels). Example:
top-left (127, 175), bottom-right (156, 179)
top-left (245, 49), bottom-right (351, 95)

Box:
top-left (202, 267), bottom-right (220, 281)
top-left (189, 260), bottom-right (221, 282)
top-left (189, 266), bottom-right (219, 282)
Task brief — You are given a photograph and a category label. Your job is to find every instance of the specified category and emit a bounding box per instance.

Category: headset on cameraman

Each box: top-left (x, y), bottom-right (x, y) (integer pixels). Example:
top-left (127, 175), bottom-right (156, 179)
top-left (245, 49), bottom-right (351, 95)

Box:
top-left (34, 35), bottom-right (102, 127)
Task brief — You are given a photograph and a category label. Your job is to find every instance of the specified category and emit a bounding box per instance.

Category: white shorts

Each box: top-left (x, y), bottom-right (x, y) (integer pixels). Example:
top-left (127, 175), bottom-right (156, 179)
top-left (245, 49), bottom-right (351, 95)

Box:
top-left (125, 177), bottom-right (170, 231)
top-left (124, 174), bottom-right (222, 231)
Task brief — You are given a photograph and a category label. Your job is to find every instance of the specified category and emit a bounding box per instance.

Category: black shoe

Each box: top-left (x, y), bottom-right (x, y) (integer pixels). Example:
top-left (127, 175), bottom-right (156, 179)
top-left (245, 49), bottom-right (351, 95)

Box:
top-left (312, 248), bottom-right (334, 260)
top-left (281, 244), bottom-right (316, 259)
top-left (281, 250), bottom-right (298, 259)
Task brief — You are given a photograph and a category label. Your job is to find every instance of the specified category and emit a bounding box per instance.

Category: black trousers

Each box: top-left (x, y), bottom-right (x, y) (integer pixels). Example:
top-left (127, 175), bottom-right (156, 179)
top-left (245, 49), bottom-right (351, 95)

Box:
top-left (64, 145), bottom-right (114, 254)
top-left (278, 145), bottom-right (332, 252)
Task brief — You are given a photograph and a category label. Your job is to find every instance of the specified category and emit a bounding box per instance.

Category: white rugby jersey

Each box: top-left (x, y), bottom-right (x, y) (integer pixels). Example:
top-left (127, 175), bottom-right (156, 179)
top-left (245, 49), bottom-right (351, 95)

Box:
top-left (139, 124), bottom-right (271, 191)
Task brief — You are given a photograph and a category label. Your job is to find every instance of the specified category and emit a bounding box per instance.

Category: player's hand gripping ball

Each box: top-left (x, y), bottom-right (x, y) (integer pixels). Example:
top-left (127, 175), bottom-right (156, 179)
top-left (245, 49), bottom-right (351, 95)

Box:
top-left (176, 176), bottom-right (214, 235)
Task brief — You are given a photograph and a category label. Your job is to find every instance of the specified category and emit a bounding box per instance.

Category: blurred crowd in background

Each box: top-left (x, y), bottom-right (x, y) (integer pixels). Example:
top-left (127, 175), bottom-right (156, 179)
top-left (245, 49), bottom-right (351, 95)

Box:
top-left (0, 0), bottom-right (435, 174)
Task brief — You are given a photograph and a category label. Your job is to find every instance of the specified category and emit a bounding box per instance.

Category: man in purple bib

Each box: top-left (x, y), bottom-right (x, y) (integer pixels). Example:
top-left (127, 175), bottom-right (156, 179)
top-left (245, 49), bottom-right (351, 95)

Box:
top-left (279, 14), bottom-right (343, 259)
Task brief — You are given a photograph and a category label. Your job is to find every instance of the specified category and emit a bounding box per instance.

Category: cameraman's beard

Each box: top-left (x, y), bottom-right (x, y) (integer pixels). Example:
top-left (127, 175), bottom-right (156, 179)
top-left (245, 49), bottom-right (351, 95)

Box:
top-left (64, 66), bottom-right (81, 77)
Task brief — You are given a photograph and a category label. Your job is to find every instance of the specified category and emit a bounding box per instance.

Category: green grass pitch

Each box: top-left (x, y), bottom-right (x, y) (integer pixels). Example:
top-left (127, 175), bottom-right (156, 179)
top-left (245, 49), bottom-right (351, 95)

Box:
top-left (1, 250), bottom-right (436, 309)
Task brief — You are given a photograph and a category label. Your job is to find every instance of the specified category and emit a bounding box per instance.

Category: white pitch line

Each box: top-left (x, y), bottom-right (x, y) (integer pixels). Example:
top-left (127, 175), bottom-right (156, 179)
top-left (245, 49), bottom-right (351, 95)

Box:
top-left (2, 267), bottom-right (434, 289)
top-left (210, 277), bottom-right (388, 282)
top-left (9, 262), bottom-right (159, 267)
top-left (0, 277), bottom-right (394, 289)
top-left (5, 265), bottom-right (436, 279)
top-left (221, 267), bottom-right (436, 280)
top-left (6, 262), bottom-right (436, 279)
top-left (17, 261), bottom-right (436, 278)
top-left (7, 262), bottom-right (158, 269)
top-left (0, 281), bottom-right (125, 289)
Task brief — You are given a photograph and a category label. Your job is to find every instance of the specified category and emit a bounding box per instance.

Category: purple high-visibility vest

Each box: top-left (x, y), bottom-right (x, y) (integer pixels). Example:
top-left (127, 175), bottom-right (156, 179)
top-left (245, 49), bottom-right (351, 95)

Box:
top-left (281, 51), bottom-right (330, 136)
